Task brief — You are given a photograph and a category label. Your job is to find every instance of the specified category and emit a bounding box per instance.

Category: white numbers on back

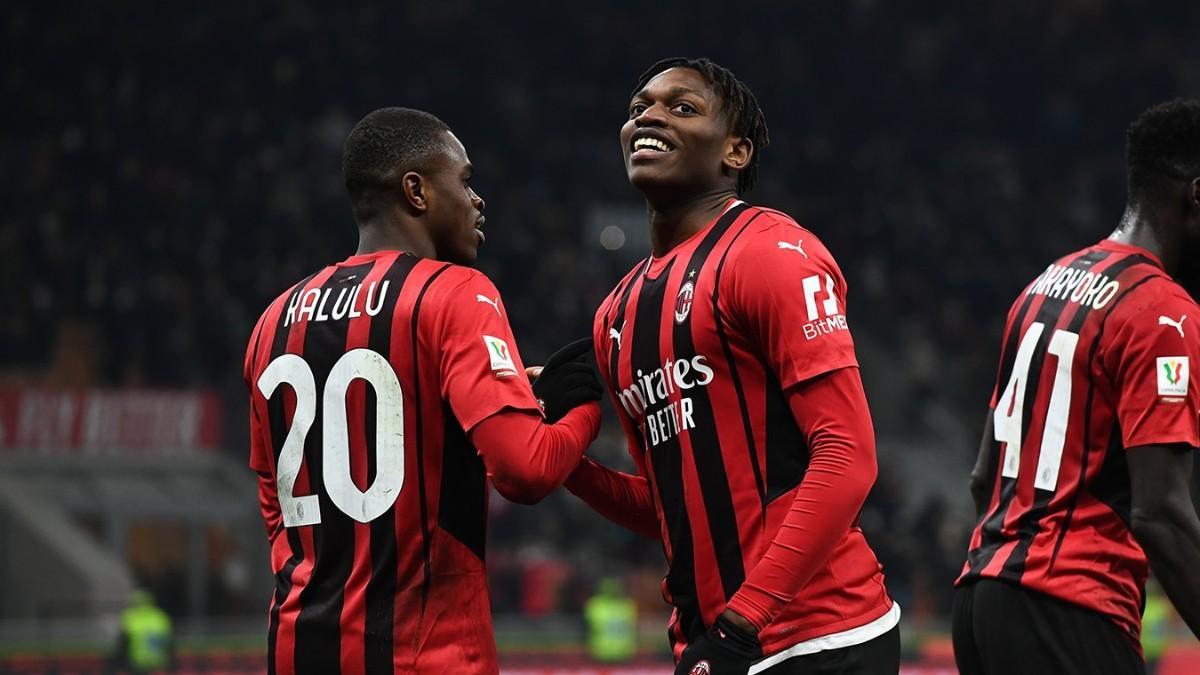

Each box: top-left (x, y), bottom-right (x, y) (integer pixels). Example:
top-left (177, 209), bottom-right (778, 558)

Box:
top-left (994, 322), bottom-right (1080, 492)
top-left (257, 349), bottom-right (405, 527)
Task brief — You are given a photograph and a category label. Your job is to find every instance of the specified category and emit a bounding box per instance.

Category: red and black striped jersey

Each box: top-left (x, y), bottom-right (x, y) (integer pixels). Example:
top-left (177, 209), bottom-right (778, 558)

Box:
top-left (243, 250), bottom-right (541, 675)
top-left (593, 201), bottom-right (894, 658)
top-left (959, 239), bottom-right (1200, 643)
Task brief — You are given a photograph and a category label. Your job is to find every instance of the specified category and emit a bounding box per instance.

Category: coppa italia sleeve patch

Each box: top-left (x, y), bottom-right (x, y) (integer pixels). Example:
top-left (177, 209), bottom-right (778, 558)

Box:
top-left (483, 335), bottom-right (517, 376)
top-left (1157, 356), bottom-right (1189, 397)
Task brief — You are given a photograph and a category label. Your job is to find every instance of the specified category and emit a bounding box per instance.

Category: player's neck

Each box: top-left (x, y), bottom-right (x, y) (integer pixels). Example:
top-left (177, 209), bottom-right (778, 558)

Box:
top-left (355, 219), bottom-right (435, 259)
top-left (1110, 204), bottom-right (1180, 274)
top-left (645, 189), bottom-right (737, 256)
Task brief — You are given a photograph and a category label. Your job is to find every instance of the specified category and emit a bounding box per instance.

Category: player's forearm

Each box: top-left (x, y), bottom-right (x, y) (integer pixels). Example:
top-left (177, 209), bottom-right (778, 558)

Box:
top-left (471, 404), bottom-right (601, 505)
top-left (564, 457), bottom-right (660, 538)
top-left (1134, 506), bottom-right (1200, 638)
top-left (970, 412), bottom-right (996, 519)
top-left (725, 435), bottom-right (876, 629)
top-left (726, 368), bottom-right (877, 630)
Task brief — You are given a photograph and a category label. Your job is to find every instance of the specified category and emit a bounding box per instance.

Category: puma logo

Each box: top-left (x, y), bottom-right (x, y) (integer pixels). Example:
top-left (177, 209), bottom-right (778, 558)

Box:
top-left (476, 294), bottom-right (501, 317)
top-left (609, 323), bottom-right (624, 349)
top-left (777, 239), bottom-right (808, 258)
top-left (1159, 314), bottom-right (1187, 338)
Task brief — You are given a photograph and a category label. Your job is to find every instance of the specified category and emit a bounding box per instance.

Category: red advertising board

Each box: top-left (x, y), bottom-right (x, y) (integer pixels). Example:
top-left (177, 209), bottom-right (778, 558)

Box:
top-left (0, 389), bottom-right (222, 453)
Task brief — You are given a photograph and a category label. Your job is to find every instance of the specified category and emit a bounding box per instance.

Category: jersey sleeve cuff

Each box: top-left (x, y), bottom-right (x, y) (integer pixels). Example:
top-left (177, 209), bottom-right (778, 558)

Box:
top-left (725, 590), bottom-right (774, 632)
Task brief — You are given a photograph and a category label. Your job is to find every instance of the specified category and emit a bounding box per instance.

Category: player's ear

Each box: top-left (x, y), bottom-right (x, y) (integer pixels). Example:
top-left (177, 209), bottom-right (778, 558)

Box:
top-left (400, 171), bottom-right (429, 214)
top-left (723, 136), bottom-right (753, 173)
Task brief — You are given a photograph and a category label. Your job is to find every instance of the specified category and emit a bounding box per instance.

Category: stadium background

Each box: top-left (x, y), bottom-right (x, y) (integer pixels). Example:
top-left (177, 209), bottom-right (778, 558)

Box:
top-left (3, 1), bottom-right (1199, 673)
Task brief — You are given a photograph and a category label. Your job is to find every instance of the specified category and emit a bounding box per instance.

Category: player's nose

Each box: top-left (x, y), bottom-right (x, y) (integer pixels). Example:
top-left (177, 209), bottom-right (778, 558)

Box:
top-left (634, 102), bottom-right (669, 127)
top-left (470, 188), bottom-right (485, 213)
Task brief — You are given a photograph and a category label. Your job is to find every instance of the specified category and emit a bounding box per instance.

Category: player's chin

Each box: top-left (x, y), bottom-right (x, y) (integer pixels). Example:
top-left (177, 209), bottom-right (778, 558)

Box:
top-left (626, 164), bottom-right (678, 192)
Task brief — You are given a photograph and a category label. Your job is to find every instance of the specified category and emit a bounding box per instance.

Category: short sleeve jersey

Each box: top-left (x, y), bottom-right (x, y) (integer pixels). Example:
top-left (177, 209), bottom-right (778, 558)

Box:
top-left (960, 239), bottom-right (1200, 643)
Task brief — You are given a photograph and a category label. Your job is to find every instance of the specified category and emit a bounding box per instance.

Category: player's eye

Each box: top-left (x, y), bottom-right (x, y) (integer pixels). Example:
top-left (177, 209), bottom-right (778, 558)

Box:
top-left (673, 102), bottom-right (697, 114)
top-left (629, 102), bottom-right (648, 118)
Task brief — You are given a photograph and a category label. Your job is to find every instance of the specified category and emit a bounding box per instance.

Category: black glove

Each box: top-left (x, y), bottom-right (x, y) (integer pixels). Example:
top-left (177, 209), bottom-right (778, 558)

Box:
top-left (674, 614), bottom-right (762, 675)
top-left (532, 338), bottom-right (602, 423)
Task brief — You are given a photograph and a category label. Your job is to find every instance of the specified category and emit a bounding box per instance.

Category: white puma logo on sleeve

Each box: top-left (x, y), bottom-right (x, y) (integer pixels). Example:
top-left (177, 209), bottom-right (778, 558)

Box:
top-left (476, 294), bottom-right (501, 317)
top-left (1159, 314), bottom-right (1187, 338)
top-left (777, 239), bottom-right (808, 258)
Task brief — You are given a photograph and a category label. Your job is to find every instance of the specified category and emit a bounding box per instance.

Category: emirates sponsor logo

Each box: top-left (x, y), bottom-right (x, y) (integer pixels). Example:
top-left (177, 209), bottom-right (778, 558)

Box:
top-left (616, 356), bottom-right (714, 448)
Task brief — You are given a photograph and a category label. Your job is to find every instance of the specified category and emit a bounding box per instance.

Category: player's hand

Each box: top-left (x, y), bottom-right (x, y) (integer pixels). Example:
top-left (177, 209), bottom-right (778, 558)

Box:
top-left (531, 338), bottom-right (602, 424)
top-left (673, 613), bottom-right (761, 675)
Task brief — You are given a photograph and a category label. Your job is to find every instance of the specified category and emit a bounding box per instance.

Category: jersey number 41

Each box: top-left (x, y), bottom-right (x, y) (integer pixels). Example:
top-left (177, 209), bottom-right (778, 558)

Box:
top-left (994, 322), bottom-right (1080, 492)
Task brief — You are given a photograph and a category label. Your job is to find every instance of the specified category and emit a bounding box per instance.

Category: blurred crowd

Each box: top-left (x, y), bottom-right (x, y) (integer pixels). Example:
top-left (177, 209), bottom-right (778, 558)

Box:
top-left (5, 0), bottom-right (1198, 624)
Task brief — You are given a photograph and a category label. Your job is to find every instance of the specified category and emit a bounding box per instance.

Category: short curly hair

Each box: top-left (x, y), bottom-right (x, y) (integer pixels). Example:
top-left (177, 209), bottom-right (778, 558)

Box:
top-left (1126, 98), bottom-right (1200, 203)
top-left (632, 57), bottom-right (770, 194)
top-left (343, 107), bottom-right (451, 208)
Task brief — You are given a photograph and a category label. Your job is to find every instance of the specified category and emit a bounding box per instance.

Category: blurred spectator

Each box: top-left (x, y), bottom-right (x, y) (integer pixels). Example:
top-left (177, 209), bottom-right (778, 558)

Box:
top-left (584, 578), bottom-right (638, 663)
top-left (107, 590), bottom-right (174, 675)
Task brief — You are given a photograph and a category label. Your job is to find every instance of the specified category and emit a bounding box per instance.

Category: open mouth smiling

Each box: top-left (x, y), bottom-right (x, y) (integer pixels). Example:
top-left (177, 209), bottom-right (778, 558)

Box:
top-left (630, 131), bottom-right (676, 159)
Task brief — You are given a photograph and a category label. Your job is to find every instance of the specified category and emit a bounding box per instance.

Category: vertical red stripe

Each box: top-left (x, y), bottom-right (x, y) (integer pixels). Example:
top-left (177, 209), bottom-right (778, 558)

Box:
top-left (382, 259), bottom-right (443, 665)
top-left (337, 256), bottom-right (392, 675)
top-left (273, 265), bottom-right (337, 675)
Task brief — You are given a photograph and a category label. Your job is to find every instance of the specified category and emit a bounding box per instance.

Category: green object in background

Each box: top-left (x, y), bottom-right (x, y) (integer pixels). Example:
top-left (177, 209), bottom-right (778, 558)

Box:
top-left (1142, 581), bottom-right (1169, 664)
top-left (121, 591), bottom-right (173, 672)
top-left (585, 578), bottom-right (638, 662)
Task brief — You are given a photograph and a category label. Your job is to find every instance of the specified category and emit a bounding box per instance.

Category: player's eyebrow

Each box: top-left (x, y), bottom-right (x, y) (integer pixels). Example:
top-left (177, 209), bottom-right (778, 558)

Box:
top-left (632, 86), bottom-right (708, 102)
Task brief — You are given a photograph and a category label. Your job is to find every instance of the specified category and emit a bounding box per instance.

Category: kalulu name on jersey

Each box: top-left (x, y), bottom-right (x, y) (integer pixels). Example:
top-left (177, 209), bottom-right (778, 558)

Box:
top-left (1025, 263), bottom-right (1120, 310)
top-left (284, 279), bottom-right (391, 327)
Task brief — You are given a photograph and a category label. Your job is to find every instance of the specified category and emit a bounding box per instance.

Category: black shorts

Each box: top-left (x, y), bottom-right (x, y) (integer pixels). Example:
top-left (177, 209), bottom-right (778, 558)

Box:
top-left (953, 579), bottom-right (1144, 675)
top-left (756, 625), bottom-right (900, 674)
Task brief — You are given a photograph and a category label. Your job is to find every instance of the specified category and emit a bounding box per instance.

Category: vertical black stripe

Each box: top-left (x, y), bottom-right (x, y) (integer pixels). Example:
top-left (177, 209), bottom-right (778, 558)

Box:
top-left (672, 203), bottom-right (750, 601)
top-left (294, 262), bottom-right (376, 675)
top-left (264, 274), bottom-right (317, 675)
top-left (362, 255), bottom-right (417, 675)
top-left (968, 251), bottom-right (1108, 575)
top-left (607, 270), bottom-right (644, 443)
top-left (762, 371), bottom-right (809, 503)
top-left (999, 254), bottom-right (1152, 581)
top-left (1046, 269), bottom-right (1158, 573)
top-left (630, 258), bottom-right (701, 638)
top-left (709, 213), bottom-right (769, 509)
top-left (407, 263), bottom-right (453, 616)
top-left (437, 406), bottom-right (487, 559)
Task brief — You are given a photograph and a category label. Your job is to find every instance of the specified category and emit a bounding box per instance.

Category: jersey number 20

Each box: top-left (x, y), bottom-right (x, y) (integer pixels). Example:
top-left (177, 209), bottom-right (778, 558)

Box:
top-left (994, 322), bottom-right (1080, 492)
top-left (258, 349), bottom-right (405, 527)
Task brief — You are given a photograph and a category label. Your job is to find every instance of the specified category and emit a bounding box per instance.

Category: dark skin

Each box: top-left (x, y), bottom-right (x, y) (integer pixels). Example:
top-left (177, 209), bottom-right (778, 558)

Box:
top-left (969, 175), bottom-right (1200, 639)
top-left (355, 130), bottom-right (486, 264)
top-left (621, 66), bottom-right (756, 634)
top-left (622, 67), bottom-right (753, 257)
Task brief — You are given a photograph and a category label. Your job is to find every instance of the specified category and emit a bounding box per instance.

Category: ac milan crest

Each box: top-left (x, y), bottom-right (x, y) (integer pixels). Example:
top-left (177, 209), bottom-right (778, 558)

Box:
top-left (688, 660), bottom-right (712, 675)
top-left (674, 280), bottom-right (695, 324)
